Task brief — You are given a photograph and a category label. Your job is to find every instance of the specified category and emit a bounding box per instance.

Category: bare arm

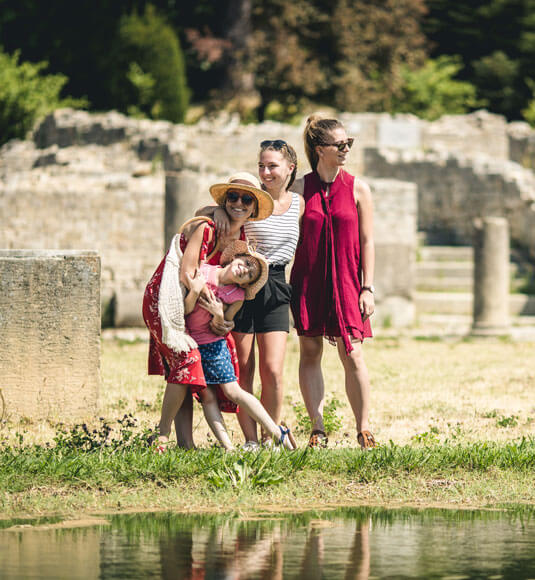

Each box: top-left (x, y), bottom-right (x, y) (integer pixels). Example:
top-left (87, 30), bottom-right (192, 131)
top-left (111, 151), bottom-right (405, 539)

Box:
top-left (195, 205), bottom-right (217, 218)
top-left (198, 291), bottom-right (243, 331)
top-left (354, 178), bottom-right (375, 321)
top-left (183, 271), bottom-right (206, 315)
top-left (180, 223), bottom-right (212, 288)
top-left (224, 300), bottom-right (244, 321)
top-left (196, 204), bottom-right (230, 235)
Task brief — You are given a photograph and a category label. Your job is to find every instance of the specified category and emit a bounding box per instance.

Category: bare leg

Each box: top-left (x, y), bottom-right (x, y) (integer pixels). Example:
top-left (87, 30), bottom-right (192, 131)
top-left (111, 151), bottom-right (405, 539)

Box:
top-left (233, 331), bottom-right (258, 443)
top-left (257, 331), bottom-right (287, 441)
top-left (344, 519), bottom-right (371, 580)
top-left (220, 381), bottom-right (294, 449)
top-left (336, 338), bottom-right (371, 433)
top-left (300, 528), bottom-right (324, 580)
top-left (157, 382), bottom-right (188, 442)
top-left (298, 336), bottom-right (325, 432)
top-left (199, 387), bottom-right (234, 451)
top-left (174, 390), bottom-right (195, 449)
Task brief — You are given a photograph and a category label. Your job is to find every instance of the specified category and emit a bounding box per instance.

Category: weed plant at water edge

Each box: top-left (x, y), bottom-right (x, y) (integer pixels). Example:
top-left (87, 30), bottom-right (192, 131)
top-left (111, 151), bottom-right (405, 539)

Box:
top-left (1, 426), bottom-right (534, 496)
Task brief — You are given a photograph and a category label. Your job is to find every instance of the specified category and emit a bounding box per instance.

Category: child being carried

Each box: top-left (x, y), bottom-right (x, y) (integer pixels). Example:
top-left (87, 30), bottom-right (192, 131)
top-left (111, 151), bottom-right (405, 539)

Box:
top-left (184, 240), bottom-right (295, 451)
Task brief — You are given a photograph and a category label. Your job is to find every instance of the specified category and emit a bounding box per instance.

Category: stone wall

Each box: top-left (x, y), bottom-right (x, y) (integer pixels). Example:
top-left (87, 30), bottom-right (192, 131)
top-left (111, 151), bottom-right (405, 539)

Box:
top-left (1, 109), bottom-right (424, 327)
top-left (370, 179), bottom-right (418, 327)
top-left (0, 143), bottom-right (164, 326)
top-left (363, 148), bottom-right (535, 258)
top-left (508, 121), bottom-right (535, 170)
top-left (0, 250), bottom-right (100, 421)
top-left (4, 108), bottom-right (533, 328)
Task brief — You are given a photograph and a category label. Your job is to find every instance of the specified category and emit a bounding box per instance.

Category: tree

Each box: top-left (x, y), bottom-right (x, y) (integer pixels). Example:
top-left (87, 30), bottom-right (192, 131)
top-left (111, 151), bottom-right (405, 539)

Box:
top-left (251, 0), bottom-right (330, 120)
top-left (0, 48), bottom-right (86, 145)
top-left (391, 56), bottom-right (483, 120)
top-left (423, 0), bottom-right (535, 119)
top-left (331, 0), bottom-right (428, 112)
top-left (112, 4), bottom-right (189, 122)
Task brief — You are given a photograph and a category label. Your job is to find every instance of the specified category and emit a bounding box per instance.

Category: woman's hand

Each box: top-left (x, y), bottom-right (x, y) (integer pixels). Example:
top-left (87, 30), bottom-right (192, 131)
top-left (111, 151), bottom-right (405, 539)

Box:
top-left (359, 289), bottom-right (375, 322)
top-left (213, 206), bottom-right (230, 236)
top-left (185, 270), bottom-right (206, 295)
top-left (198, 287), bottom-right (225, 319)
top-left (209, 318), bottom-right (234, 336)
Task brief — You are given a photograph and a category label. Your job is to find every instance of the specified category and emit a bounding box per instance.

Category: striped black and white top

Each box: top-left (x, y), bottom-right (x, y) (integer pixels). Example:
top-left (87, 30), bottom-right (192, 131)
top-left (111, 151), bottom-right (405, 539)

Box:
top-left (244, 192), bottom-right (300, 266)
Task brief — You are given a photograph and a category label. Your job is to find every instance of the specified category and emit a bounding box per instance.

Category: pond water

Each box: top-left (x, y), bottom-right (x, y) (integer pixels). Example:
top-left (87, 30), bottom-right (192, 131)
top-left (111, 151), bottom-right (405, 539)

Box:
top-left (1, 507), bottom-right (534, 579)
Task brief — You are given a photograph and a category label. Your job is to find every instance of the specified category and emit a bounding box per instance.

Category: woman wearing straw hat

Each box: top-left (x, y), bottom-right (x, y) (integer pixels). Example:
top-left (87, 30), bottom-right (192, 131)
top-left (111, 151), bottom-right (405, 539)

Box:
top-left (143, 173), bottom-right (274, 451)
top-left (200, 140), bottom-right (303, 449)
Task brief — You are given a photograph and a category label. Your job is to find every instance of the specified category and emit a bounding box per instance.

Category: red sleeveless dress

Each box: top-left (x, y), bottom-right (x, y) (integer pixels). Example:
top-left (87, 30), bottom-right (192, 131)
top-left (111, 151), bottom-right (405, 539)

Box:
top-left (290, 170), bottom-right (372, 353)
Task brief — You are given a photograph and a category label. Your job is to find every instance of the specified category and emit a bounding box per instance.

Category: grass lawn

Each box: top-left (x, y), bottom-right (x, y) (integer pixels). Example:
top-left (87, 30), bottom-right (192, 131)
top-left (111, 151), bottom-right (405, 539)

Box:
top-left (1, 332), bottom-right (534, 518)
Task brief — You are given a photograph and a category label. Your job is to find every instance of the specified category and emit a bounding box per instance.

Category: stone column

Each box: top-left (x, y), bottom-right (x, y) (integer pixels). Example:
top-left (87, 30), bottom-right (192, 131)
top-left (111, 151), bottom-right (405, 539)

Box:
top-left (165, 170), bottom-right (205, 249)
top-left (472, 217), bottom-right (510, 335)
top-left (0, 250), bottom-right (100, 421)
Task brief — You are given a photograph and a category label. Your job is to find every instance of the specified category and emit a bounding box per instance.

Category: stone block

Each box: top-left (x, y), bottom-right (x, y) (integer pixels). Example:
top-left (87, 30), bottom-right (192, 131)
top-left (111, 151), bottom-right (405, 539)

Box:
top-left (0, 250), bottom-right (100, 421)
top-left (377, 116), bottom-right (422, 150)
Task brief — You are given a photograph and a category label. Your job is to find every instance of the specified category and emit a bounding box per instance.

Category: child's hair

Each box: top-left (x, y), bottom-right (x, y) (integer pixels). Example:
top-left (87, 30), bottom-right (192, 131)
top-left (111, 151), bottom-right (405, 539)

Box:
top-left (303, 113), bottom-right (344, 170)
top-left (259, 140), bottom-right (298, 190)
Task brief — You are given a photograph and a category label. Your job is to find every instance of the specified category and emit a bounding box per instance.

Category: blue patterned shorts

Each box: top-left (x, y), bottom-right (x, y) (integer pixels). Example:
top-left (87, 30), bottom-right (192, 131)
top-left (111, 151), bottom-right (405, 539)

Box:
top-left (197, 339), bottom-right (237, 384)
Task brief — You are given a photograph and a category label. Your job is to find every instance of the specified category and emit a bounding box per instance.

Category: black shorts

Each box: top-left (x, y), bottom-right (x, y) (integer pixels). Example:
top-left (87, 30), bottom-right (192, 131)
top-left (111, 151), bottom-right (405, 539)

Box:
top-left (233, 265), bottom-right (292, 334)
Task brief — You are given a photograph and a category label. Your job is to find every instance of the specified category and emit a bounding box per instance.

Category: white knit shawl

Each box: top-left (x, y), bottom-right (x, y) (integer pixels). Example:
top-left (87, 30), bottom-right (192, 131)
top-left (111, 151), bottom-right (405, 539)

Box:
top-left (158, 234), bottom-right (198, 354)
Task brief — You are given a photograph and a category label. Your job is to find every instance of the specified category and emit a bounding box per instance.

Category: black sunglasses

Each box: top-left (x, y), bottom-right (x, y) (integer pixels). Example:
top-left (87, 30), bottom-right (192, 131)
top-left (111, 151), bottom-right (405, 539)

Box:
top-left (320, 138), bottom-right (354, 152)
top-left (260, 139), bottom-right (288, 149)
top-left (226, 190), bottom-right (256, 206)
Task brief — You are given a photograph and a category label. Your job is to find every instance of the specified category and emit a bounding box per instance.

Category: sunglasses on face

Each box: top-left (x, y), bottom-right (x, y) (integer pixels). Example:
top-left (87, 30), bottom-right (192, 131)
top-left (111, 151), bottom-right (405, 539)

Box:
top-left (260, 139), bottom-right (288, 150)
top-left (226, 190), bottom-right (256, 206)
top-left (321, 138), bottom-right (355, 152)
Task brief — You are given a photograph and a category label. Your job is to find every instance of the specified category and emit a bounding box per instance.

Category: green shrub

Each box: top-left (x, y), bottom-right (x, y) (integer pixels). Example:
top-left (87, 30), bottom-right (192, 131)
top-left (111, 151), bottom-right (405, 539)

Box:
top-left (522, 79), bottom-right (535, 127)
top-left (113, 4), bottom-right (189, 122)
top-left (391, 56), bottom-right (484, 120)
top-left (293, 397), bottom-right (343, 436)
top-left (0, 48), bottom-right (87, 145)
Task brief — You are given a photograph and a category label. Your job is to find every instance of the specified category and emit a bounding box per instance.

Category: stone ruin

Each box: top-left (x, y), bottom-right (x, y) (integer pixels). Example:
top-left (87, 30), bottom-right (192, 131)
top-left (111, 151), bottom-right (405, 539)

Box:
top-left (1, 107), bottom-right (534, 331)
top-left (0, 250), bottom-right (100, 421)
top-left (3, 108), bottom-right (535, 420)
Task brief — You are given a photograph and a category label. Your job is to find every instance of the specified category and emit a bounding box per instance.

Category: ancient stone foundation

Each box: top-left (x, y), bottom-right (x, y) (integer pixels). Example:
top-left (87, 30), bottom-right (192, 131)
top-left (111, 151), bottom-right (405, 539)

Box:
top-left (0, 250), bottom-right (101, 421)
top-left (3, 108), bottom-right (534, 328)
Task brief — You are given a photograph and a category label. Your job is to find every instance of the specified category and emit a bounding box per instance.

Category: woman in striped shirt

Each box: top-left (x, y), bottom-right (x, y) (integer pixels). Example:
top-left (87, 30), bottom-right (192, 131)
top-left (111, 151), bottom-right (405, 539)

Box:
top-left (211, 140), bottom-right (304, 448)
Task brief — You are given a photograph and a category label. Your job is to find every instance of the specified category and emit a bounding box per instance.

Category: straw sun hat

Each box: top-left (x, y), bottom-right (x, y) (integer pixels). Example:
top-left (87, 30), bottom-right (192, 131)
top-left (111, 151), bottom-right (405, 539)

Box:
top-left (220, 240), bottom-right (269, 300)
top-left (209, 172), bottom-right (274, 221)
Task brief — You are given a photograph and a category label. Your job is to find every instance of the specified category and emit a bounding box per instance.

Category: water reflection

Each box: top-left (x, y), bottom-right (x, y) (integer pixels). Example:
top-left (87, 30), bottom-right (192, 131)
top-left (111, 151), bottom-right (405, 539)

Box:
top-left (1, 507), bottom-right (534, 579)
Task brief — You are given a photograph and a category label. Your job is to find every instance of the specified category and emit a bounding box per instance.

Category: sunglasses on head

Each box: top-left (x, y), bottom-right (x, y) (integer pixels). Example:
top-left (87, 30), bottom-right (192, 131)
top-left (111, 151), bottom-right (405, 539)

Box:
top-left (226, 190), bottom-right (256, 206)
top-left (260, 139), bottom-right (288, 150)
top-left (320, 138), bottom-right (355, 152)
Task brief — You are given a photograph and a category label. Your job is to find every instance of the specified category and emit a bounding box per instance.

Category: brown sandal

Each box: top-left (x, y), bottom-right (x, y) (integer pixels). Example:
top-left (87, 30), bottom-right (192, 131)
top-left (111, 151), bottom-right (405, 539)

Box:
top-left (357, 430), bottom-right (376, 450)
top-left (308, 430), bottom-right (328, 448)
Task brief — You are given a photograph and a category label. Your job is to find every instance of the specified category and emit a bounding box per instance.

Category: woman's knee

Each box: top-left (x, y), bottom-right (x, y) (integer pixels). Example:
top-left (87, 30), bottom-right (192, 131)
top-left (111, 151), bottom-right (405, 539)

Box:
top-left (259, 360), bottom-right (284, 388)
top-left (340, 343), bottom-right (366, 371)
top-left (200, 387), bottom-right (217, 405)
top-left (220, 381), bottom-right (241, 401)
top-left (299, 337), bottom-right (323, 364)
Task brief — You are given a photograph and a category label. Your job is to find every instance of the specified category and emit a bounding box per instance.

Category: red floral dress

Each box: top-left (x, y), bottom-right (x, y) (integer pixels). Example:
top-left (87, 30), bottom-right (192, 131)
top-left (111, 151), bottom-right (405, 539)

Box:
top-left (143, 220), bottom-right (245, 412)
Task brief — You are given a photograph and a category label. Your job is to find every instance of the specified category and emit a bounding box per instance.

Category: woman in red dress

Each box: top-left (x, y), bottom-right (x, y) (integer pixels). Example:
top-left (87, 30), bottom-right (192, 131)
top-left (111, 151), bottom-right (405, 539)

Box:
top-left (290, 114), bottom-right (376, 449)
top-left (143, 173), bottom-right (273, 450)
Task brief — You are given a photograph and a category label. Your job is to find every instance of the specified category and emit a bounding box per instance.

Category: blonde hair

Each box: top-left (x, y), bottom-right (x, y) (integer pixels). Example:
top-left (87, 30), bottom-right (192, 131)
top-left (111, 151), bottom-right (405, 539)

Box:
top-left (303, 113), bottom-right (344, 170)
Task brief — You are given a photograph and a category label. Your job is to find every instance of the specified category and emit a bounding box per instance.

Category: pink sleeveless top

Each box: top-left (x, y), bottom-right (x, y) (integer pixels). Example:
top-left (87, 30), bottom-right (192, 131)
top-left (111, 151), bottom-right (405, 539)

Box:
top-left (290, 170), bottom-right (372, 353)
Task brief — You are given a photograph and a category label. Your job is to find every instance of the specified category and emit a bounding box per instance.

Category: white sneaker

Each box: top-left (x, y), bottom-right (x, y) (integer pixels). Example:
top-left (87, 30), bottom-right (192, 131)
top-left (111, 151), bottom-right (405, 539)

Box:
top-left (241, 441), bottom-right (260, 452)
